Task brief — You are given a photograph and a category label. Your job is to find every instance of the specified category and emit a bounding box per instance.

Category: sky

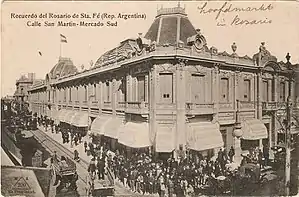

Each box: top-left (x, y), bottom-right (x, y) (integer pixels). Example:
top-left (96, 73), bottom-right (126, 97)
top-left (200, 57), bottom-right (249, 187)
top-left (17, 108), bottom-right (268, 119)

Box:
top-left (1, 1), bottom-right (299, 96)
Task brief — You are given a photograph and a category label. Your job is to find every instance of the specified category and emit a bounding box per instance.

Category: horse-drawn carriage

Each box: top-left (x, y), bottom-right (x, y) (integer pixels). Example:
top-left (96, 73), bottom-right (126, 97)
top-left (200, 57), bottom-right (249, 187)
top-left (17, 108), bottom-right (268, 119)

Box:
top-left (51, 156), bottom-right (78, 193)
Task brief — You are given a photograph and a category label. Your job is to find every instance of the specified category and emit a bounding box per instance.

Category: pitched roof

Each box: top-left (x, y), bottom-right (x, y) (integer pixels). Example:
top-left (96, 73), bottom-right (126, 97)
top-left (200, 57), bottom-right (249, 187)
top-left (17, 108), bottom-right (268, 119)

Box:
top-left (144, 6), bottom-right (196, 46)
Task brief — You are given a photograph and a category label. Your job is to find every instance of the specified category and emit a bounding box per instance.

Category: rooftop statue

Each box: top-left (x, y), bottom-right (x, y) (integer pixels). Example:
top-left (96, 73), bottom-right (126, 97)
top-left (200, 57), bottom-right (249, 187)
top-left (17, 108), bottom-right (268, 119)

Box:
top-left (259, 42), bottom-right (271, 59)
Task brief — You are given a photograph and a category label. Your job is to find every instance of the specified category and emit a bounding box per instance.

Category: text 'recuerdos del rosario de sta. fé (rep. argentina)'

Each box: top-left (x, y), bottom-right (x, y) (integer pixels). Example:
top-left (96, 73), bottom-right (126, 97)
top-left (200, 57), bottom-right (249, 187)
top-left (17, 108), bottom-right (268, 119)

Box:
top-left (10, 13), bottom-right (146, 20)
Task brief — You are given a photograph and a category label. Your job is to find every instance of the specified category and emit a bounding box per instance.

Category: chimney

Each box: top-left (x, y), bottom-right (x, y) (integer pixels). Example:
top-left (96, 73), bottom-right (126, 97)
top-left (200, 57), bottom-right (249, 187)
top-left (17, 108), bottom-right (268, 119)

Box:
top-left (28, 73), bottom-right (36, 82)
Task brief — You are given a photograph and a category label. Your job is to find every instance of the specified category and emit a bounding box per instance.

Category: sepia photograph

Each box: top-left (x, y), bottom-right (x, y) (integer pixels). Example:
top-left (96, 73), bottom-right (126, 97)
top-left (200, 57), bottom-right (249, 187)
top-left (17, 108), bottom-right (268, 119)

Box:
top-left (1, 1), bottom-right (299, 197)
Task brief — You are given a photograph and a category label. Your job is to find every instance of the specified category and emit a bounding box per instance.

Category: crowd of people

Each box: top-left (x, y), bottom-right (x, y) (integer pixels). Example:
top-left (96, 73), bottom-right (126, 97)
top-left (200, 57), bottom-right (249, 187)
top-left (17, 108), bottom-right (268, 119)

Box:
top-left (109, 148), bottom-right (238, 196)
top-left (35, 115), bottom-right (273, 196)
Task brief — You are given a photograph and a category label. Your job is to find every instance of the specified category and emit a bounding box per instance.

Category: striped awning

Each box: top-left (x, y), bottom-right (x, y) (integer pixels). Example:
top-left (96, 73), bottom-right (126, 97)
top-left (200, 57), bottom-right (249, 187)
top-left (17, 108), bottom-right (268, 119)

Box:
top-left (90, 115), bottom-right (111, 135)
top-left (102, 117), bottom-right (123, 139)
top-left (187, 122), bottom-right (224, 151)
top-left (241, 119), bottom-right (268, 140)
top-left (118, 122), bottom-right (151, 148)
top-left (155, 124), bottom-right (175, 152)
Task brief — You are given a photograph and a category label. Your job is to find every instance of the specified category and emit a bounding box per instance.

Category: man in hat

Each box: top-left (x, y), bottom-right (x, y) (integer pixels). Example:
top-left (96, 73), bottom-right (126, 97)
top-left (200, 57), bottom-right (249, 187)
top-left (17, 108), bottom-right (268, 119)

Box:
top-left (97, 157), bottom-right (105, 180)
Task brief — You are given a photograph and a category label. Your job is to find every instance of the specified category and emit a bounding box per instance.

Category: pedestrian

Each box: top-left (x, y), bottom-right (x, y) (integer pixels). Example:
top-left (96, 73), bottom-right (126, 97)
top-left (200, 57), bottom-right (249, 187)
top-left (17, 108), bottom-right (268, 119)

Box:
top-left (263, 144), bottom-right (269, 167)
top-left (228, 146), bottom-right (235, 163)
top-left (84, 141), bottom-right (88, 153)
top-left (97, 158), bottom-right (105, 180)
top-left (168, 178), bottom-right (174, 197)
top-left (159, 182), bottom-right (166, 197)
top-left (88, 157), bottom-right (96, 177)
top-left (217, 148), bottom-right (224, 163)
top-left (258, 149), bottom-right (264, 169)
top-left (74, 150), bottom-right (80, 162)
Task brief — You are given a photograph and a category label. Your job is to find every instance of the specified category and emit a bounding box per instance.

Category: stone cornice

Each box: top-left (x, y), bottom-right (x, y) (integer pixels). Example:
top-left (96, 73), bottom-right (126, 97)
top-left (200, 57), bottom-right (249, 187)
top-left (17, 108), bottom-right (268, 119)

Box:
top-left (51, 51), bottom-right (288, 87)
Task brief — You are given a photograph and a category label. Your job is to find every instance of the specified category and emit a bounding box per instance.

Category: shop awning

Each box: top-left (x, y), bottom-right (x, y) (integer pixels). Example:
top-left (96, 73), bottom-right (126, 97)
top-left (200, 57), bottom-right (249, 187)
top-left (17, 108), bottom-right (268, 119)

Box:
top-left (51, 109), bottom-right (60, 122)
top-left (187, 122), bottom-right (224, 151)
top-left (155, 124), bottom-right (175, 152)
top-left (118, 122), bottom-right (151, 148)
top-left (102, 117), bottom-right (124, 139)
top-left (57, 109), bottom-right (67, 121)
top-left (70, 111), bottom-right (90, 127)
top-left (90, 115), bottom-right (111, 135)
top-left (61, 110), bottom-right (74, 123)
top-left (241, 119), bottom-right (268, 140)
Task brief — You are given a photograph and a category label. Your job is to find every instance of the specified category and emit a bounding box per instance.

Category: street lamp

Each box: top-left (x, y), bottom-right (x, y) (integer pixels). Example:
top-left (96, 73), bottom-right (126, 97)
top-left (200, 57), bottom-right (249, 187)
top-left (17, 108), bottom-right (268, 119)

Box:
top-left (284, 52), bottom-right (294, 196)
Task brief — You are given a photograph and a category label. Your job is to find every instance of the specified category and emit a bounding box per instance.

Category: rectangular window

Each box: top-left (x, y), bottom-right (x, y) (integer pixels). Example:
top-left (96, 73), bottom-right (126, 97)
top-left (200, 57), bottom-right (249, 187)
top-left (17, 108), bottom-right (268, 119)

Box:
top-left (191, 74), bottom-right (204, 103)
top-left (121, 78), bottom-right (127, 102)
top-left (220, 78), bottom-right (229, 102)
top-left (64, 89), bottom-right (67, 101)
top-left (137, 76), bottom-right (145, 102)
top-left (159, 73), bottom-right (173, 103)
top-left (52, 90), bottom-right (55, 102)
top-left (76, 87), bottom-right (79, 101)
top-left (280, 82), bottom-right (286, 102)
top-left (69, 88), bottom-right (72, 101)
top-left (48, 91), bottom-right (51, 102)
top-left (263, 80), bottom-right (269, 102)
top-left (93, 84), bottom-right (97, 100)
top-left (243, 79), bottom-right (251, 101)
top-left (84, 86), bottom-right (88, 101)
top-left (105, 82), bottom-right (110, 102)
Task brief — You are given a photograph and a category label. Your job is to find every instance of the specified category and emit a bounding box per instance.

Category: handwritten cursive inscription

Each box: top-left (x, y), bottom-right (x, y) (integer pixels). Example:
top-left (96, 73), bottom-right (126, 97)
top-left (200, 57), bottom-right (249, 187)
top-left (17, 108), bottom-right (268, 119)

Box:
top-left (198, 2), bottom-right (274, 20)
top-left (231, 15), bottom-right (272, 26)
top-left (198, 2), bottom-right (274, 26)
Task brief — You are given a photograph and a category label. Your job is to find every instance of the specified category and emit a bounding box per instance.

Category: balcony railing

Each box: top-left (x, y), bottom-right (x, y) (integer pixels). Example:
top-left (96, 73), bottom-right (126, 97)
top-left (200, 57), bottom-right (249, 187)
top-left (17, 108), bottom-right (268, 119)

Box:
top-left (117, 102), bottom-right (126, 110)
top-left (219, 103), bottom-right (233, 110)
top-left (103, 101), bottom-right (112, 109)
top-left (262, 101), bottom-right (277, 111)
top-left (91, 101), bottom-right (99, 108)
top-left (239, 101), bottom-right (255, 109)
top-left (186, 103), bottom-right (214, 114)
top-left (156, 103), bottom-right (176, 110)
top-left (277, 102), bottom-right (287, 109)
top-left (126, 101), bottom-right (149, 114)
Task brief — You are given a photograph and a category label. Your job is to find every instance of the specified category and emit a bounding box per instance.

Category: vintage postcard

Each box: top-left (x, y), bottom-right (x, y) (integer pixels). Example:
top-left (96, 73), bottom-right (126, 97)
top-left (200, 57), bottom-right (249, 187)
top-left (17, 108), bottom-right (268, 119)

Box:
top-left (1, 1), bottom-right (299, 197)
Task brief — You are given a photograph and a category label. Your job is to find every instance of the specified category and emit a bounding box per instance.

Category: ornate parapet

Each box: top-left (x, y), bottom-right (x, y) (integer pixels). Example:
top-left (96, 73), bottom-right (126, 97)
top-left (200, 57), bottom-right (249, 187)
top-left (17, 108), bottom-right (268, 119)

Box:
top-left (157, 6), bottom-right (186, 16)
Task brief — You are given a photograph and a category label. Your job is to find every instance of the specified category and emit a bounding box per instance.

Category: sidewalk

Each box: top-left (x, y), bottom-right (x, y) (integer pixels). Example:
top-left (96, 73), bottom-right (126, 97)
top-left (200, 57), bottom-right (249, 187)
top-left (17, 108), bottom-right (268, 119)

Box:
top-left (37, 126), bottom-right (93, 164)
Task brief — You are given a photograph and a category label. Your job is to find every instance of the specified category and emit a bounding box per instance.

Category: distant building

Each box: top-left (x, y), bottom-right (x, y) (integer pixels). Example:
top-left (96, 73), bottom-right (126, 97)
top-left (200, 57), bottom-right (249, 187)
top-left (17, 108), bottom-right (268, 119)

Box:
top-left (14, 73), bottom-right (36, 102)
top-left (27, 5), bottom-right (299, 160)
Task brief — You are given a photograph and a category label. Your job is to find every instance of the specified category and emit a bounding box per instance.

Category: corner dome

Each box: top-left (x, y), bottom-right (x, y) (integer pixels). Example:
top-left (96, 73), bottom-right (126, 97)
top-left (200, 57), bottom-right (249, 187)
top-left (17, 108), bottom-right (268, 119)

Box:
top-left (144, 5), bottom-right (197, 46)
top-left (49, 57), bottom-right (78, 79)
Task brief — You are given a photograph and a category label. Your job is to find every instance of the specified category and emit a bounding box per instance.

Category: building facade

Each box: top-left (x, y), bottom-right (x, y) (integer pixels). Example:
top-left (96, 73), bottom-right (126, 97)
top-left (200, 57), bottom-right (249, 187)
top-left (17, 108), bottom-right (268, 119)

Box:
top-left (14, 73), bottom-right (36, 102)
top-left (27, 6), bottom-right (299, 160)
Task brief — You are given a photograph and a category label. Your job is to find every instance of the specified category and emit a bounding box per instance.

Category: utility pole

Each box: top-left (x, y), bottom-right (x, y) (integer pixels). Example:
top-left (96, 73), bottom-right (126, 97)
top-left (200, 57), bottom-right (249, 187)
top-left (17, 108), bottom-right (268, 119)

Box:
top-left (285, 52), bottom-right (293, 196)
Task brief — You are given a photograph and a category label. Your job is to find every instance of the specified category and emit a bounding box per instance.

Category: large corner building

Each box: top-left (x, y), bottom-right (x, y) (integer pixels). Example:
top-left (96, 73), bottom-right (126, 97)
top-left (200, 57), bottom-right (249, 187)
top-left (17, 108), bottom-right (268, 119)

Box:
top-left (27, 6), bottom-right (299, 159)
